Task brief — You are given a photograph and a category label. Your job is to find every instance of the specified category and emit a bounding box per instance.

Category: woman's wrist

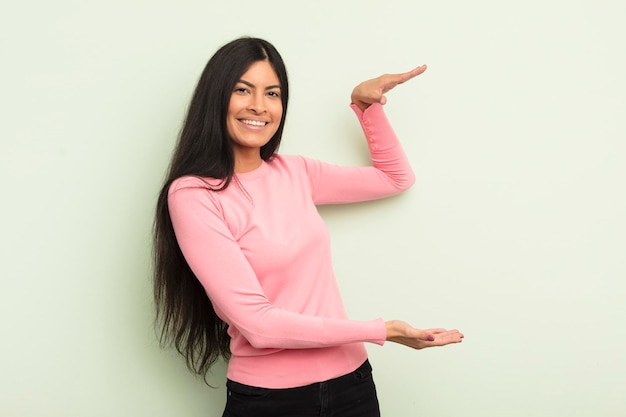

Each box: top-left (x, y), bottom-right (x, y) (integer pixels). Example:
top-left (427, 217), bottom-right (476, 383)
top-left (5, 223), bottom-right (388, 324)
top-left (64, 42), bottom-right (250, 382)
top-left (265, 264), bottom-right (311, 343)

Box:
top-left (351, 97), bottom-right (370, 112)
top-left (385, 320), bottom-right (399, 340)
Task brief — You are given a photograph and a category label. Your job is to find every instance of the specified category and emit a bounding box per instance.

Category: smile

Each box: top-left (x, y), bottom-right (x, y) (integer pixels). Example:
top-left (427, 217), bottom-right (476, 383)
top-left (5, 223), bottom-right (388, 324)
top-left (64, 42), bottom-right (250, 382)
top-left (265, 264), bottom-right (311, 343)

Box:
top-left (240, 119), bottom-right (268, 127)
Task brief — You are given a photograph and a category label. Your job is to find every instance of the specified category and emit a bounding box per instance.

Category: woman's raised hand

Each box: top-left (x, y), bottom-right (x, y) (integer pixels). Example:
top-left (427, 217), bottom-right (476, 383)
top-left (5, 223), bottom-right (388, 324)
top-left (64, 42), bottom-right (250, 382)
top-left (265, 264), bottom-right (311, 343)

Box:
top-left (351, 65), bottom-right (427, 112)
top-left (385, 320), bottom-right (464, 350)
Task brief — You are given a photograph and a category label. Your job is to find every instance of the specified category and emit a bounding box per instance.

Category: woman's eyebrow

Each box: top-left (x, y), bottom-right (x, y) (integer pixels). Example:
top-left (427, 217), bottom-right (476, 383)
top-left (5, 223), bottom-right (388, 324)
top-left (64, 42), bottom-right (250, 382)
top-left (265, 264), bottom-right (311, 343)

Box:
top-left (237, 79), bottom-right (281, 90)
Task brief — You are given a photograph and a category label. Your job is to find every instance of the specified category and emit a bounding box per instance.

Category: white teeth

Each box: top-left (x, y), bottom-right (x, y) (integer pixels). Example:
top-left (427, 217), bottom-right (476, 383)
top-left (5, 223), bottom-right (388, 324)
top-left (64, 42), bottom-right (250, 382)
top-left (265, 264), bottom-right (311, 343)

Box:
top-left (241, 119), bottom-right (267, 126)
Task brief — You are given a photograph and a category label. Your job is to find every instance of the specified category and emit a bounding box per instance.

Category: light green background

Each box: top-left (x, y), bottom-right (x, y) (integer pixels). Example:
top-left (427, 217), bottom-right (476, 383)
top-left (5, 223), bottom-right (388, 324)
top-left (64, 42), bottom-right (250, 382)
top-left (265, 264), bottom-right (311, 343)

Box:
top-left (2, 1), bottom-right (625, 416)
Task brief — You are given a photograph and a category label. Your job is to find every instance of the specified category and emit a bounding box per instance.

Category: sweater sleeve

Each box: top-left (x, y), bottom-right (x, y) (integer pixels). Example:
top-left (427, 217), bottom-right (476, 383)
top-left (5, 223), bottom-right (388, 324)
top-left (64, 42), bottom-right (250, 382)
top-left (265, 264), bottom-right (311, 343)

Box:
top-left (168, 179), bottom-right (387, 350)
top-left (306, 103), bottom-right (416, 205)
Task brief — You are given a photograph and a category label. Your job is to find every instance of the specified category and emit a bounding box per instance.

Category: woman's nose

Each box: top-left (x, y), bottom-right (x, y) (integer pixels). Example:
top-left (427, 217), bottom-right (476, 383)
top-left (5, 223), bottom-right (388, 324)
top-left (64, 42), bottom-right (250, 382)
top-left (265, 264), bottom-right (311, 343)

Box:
top-left (247, 93), bottom-right (265, 113)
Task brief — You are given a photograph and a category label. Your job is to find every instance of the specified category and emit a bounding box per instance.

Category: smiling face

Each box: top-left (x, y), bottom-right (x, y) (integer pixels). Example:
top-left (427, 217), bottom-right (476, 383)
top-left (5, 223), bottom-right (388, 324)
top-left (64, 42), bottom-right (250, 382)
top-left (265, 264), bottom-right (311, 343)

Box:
top-left (227, 60), bottom-right (283, 172)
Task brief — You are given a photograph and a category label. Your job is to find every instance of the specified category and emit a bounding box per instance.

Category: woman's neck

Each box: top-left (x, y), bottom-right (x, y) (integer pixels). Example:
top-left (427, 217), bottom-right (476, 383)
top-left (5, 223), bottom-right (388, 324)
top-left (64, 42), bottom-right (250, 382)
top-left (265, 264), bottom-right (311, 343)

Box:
top-left (234, 152), bottom-right (263, 173)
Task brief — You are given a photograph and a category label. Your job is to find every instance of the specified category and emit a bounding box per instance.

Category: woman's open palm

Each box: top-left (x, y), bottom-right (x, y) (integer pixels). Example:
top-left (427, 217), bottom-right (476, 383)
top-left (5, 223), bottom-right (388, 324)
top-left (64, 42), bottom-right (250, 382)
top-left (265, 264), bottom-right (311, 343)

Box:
top-left (351, 65), bottom-right (427, 111)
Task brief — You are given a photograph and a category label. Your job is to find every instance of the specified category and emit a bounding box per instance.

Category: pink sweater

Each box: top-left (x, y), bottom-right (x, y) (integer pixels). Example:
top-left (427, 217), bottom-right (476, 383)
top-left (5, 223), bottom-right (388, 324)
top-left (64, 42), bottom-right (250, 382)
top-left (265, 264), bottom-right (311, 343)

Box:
top-left (168, 103), bottom-right (415, 388)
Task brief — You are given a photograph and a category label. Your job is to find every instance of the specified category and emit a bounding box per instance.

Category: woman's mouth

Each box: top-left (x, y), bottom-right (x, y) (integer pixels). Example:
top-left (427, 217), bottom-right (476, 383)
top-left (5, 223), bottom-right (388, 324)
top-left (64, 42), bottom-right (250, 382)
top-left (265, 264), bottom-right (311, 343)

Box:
top-left (240, 119), bottom-right (268, 127)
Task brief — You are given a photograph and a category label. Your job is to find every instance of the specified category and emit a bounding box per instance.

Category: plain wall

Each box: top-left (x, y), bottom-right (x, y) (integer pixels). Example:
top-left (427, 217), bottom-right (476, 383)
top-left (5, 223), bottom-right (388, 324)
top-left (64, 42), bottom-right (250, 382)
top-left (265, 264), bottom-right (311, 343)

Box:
top-left (1, 1), bottom-right (625, 416)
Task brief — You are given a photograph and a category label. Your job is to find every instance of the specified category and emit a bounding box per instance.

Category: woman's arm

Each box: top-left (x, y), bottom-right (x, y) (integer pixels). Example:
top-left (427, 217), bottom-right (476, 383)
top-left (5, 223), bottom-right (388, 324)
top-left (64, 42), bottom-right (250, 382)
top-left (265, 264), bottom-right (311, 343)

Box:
top-left (168, 179), bottom-right (387, 350)
top-left (305, 103), bottom-right (415, 204)
top-left (169, 179), bottom-right (463, 351)
top-left (306, 67), bottom-right (428, 205)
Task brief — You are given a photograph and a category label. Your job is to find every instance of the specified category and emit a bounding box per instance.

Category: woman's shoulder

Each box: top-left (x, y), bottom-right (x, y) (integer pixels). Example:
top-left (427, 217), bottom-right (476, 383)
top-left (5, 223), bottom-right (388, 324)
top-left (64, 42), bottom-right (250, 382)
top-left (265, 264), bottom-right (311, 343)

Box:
top-left (269, 153), bottom-right (316, 171)
top-left (168, 175), bottom-right (225, 195)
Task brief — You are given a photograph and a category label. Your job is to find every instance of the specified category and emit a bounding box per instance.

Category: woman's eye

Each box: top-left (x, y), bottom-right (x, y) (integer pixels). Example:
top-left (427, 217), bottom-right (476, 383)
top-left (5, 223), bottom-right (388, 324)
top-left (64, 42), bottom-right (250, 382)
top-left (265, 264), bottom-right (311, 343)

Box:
top-left (268, 91), bottom-right (280, 98)
top-left (234, 87), bottom-right (248, 94)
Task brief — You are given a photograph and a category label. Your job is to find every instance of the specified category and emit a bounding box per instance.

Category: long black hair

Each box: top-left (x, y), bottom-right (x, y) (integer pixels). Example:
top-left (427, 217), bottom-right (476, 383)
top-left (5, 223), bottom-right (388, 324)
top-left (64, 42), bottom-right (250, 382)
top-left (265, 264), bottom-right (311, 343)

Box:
top-left (153, 37), bottom-right (289, 381)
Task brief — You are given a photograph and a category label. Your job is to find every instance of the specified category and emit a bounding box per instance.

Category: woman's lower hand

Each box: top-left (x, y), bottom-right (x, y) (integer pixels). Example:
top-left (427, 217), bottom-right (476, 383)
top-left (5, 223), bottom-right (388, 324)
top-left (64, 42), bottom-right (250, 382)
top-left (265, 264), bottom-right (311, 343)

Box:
top-left (385, 320), bottom-right (464, 350)
top-left (351, 65), bottom-right (427, 112)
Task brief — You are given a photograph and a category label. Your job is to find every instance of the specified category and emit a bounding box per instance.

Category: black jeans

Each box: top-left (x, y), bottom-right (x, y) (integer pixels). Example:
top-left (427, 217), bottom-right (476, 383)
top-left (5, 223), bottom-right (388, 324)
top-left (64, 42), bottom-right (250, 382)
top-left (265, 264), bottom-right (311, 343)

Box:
top-left (222, 359), bottom-right (381, 417)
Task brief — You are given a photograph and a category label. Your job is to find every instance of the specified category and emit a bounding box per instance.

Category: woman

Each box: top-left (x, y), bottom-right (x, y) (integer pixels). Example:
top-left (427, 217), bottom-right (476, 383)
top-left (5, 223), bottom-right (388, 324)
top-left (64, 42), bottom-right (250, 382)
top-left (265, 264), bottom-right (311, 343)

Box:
top-left (154, 36), bottom-right (463, 417)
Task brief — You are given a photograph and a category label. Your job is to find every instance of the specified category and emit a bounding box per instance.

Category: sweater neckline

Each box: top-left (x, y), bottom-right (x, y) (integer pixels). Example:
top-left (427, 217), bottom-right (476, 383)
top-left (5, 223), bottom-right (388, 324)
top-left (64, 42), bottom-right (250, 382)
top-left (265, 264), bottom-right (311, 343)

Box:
top-left (234, 160), bottom-right (270, 181)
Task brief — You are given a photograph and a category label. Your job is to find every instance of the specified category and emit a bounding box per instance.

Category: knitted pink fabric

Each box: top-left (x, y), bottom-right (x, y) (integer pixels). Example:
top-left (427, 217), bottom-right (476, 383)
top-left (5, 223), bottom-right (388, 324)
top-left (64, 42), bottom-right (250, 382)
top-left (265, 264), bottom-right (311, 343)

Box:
top-left (168, 103), bottom-right (414, 388)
